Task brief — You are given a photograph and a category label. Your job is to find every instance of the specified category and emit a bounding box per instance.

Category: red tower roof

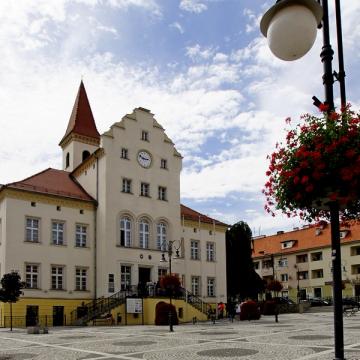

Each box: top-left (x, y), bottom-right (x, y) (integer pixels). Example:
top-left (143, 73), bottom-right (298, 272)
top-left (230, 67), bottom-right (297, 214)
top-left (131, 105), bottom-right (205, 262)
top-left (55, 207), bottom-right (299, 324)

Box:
top-left (59, 81), bottom-right (100, 146)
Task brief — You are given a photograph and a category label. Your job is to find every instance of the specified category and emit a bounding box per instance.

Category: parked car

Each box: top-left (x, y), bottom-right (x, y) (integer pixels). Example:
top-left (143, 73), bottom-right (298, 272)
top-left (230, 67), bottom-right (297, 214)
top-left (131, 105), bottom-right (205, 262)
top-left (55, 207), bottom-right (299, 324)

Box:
top-left (342, 298), bottom-right (360, 310)
top-left (276, 297), bottom-right (296, 305)
top-left (310, 298), bottom-right (330, 306)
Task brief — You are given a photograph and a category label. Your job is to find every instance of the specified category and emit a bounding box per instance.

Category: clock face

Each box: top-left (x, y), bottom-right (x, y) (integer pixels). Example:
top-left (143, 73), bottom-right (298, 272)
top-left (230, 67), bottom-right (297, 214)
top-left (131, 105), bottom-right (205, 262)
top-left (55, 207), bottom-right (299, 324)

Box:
top-left (137, 151), bottom-right (152, 168)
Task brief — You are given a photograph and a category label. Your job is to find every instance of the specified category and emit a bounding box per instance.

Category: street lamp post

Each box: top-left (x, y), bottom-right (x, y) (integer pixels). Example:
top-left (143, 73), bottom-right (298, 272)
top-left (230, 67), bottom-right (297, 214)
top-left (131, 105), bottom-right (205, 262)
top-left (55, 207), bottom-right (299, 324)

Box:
top-left (160, 240), bottom-right (181, 332)
top-left (259, 251), bottom-right (278, 323)
top-left (261, 1), bottom-right (347, 358)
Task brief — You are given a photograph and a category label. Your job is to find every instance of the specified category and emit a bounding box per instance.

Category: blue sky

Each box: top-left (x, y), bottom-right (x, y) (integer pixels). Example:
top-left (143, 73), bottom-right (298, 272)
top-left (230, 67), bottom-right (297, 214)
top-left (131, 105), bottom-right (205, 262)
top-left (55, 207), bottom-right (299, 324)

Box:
top-left (0, 0), bottom-right (359, 235)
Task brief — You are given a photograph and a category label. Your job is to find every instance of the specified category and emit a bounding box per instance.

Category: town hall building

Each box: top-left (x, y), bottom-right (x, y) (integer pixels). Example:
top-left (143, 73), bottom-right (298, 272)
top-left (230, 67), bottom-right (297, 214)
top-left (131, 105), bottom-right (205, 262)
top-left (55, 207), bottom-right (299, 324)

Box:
top-left (0, 82), bottom-right (227, 326)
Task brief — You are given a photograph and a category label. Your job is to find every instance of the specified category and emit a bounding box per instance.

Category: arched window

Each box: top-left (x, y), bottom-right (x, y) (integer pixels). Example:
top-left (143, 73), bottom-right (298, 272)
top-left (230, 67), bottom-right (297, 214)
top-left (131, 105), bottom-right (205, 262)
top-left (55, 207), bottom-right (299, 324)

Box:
top-left (120, 216), bottom-right (132, 247)
top-left (139, 219), bottom-right (149, 249)
top-left (82, 150), bottom-right (90, 161)
top-left (66, 153), bottom-right (70, 168)
top-left (157, 222), bottom-right (167, 251)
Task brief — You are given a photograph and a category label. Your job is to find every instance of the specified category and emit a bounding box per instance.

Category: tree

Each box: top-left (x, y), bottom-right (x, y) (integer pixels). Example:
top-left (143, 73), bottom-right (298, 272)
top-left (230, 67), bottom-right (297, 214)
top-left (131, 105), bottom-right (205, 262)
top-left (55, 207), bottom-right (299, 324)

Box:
top-left (0, 272), bottom-right (25, 331)
top-left (226, 221), bottom-right (264, 301)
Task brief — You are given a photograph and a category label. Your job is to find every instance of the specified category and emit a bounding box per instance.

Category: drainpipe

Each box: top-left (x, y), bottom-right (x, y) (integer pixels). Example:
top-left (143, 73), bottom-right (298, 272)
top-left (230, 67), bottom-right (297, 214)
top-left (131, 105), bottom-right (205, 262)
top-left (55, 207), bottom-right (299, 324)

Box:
top-left (93, 156), bottom-right (99, 300)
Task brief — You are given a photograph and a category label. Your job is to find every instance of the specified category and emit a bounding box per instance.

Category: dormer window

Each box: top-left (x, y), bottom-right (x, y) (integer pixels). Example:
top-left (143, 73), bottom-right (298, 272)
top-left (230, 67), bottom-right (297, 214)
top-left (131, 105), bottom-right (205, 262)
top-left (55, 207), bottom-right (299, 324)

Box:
top-left (281, 240), bottom-right (296, 250)
top-left (340, 229), bottom-right (350, 239)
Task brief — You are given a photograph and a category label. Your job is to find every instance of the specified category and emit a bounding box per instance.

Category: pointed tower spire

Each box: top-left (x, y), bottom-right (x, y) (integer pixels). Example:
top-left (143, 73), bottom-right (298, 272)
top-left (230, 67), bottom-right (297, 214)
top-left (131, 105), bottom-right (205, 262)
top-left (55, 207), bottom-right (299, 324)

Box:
top-left (60, 81), bottom-right (100, 171)
top-left (59, 81), bottom-right (100, 147)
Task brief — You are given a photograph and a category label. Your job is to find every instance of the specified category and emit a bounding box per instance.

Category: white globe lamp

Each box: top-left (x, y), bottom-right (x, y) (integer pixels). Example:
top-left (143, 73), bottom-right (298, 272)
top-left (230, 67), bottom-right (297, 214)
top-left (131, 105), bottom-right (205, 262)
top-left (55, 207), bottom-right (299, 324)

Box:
top-left (260, 0), bottom-right (323, 61)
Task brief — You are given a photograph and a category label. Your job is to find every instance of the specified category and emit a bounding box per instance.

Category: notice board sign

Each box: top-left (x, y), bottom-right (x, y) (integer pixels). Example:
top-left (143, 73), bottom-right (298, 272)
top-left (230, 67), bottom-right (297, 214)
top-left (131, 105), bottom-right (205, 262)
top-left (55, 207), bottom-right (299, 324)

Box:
top-left (126, 298), bottom-right (143, 313)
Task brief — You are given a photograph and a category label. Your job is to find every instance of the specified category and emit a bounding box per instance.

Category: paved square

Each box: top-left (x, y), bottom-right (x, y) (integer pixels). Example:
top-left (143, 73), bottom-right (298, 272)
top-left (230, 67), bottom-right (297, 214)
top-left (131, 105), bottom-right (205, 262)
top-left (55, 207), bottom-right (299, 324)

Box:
top-left (0, 312), bottom-right (359, 359)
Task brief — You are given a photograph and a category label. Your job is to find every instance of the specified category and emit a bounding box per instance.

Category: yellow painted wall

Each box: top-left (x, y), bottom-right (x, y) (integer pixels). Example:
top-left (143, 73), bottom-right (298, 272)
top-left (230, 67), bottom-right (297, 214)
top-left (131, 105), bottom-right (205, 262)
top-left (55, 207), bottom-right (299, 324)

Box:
top-left (89, 298), bottom-right (207, 326)
top-left (0, 298), bottom-right (89, 328)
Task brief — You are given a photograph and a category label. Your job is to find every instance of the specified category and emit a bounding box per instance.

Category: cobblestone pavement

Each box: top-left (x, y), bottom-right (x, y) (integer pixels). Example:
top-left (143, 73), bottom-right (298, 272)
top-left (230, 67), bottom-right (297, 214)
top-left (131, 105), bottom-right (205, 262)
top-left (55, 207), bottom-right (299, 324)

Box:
top-left (0, 312), bottom-right (360, 359)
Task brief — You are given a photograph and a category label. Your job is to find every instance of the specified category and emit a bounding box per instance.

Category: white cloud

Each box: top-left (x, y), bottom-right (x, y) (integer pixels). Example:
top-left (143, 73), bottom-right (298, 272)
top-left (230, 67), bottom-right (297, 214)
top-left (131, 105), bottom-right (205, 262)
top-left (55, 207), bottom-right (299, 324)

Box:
top-left (186, 44), bottom-right (216, 61)
top-left (180, 0), bottom-right (207, 14)
top-left (170, 21), bottom-right (184, 34)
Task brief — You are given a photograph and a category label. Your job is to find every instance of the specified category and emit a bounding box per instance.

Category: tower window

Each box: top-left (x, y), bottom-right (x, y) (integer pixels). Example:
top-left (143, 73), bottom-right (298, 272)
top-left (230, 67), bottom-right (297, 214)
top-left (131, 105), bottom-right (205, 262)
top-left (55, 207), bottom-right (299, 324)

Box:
top-left (141, 130), bottom-right (149, 141)
top-left (82, 150), bottom-right (90, 161)
top-left (66, 153), bottom-right (70, 168)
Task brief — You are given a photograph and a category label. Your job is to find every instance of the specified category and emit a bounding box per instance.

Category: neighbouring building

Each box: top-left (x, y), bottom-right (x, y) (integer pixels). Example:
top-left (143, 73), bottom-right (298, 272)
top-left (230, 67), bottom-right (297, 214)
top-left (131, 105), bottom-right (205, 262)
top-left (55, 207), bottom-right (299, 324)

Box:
top-left (0, 81), bottom-right (227, 326)
top-left (252, 223), bottom-right (360, 301)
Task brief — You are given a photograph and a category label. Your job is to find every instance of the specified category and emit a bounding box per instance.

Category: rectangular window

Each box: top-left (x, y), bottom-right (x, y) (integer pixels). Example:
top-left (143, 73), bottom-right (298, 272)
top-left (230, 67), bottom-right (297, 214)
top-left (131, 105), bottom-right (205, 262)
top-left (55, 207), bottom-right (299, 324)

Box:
top-left (262, 259), bottom-right (273, 269)
top-left (108, 274), bottom-right (115, 293)
top-left (158, 186), bottom-right (167, 201)
top-left (51, 266), bottom-right (64, 290)
top-left (311, 252), bottom-right (323, 261)
top-left (52, 221), bottom-right (64, 245)
top-left (281, 273), bottom-right (288, 282)
top-left (351, 246), bottom-right (360, 256)
top-left (25, 264), bottom-right (39, 289)
top-left (278, 258), bottom-right (288, 267)
top-left (206, 242), bottom-right (215, 261)
top-left (122, 178), bottom-right (132, 193)
top-left (160, 159), bottom-right (167, 169)
top-left (351, 264), bottom-right (360, 275)
top-left (26, 218), bottom-right (39, 242)
top-left (207, 278), bottom-right (215, 297)
top-left (121, 148), bottom-right (129, 159)
top-left (191, 276), bottom-right (200, 296)
top-left (140, 182), bottom-right (150, 197)
top-left (298, 271), bottom-right (309, 280)
top-left (121, 265), bottom-right (131, 290)
top-left (253, 261), bottom-right (259, 270)
top-left (141, 130), bottom-right (149, 141)
top-left (190, 240), bottom-right (200, 260)
top-left (312, 269), bottom-right (324, 279)
top-left (75, 268), bottom-right (87, 291)
top-left (158, 268), bottom-right (167, 280)
top-left (296, 254), bottom-right (308, 263)
top-left (75, 225), bottom-right (87, 247)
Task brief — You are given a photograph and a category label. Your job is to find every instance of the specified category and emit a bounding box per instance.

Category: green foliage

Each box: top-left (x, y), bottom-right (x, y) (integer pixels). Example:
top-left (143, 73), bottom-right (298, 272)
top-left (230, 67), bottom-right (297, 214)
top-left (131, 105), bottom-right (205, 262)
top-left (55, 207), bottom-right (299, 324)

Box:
top-left (0, 272), bottom-right (25, 303)
top-left (226, 221), bottom-right (265, 300)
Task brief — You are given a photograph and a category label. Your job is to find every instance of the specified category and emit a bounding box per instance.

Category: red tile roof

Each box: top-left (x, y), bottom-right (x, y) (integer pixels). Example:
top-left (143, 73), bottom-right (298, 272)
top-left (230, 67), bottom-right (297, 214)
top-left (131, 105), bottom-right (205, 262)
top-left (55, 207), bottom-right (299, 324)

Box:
top-left (59, 81), bottom-right (100, 145)
top-left (180, 204), bottom-right (228, 227)
top-left (253, 223), bottom-right (360, 257)
top-left (4, 168), bottom-right (94, 202)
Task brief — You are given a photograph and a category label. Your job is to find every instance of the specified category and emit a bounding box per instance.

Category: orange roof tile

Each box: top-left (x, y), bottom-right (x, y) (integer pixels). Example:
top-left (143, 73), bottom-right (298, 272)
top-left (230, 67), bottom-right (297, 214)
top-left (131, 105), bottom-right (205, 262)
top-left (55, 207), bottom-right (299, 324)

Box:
top-left (59, 81), bottom-right (100, 146)
top-left (4, 168), bottom-right (95, 202)
top-left (180, 204), bottom-right (228, 227)
top-left (253, 223), bottom-right (360, 257)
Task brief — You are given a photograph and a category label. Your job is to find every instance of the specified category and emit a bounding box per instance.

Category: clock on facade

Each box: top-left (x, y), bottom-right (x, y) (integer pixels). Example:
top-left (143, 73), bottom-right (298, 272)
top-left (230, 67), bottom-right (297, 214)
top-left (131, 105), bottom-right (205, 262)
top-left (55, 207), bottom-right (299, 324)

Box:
top-left (137, 150), bottom-right (152, 168)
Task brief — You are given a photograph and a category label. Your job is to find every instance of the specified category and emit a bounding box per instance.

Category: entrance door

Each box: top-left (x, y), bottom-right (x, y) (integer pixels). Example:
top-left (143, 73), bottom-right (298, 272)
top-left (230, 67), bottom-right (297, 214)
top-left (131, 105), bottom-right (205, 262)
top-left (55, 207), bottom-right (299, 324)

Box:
top-left (299, 289), bottom-right (307, 301)
top-left (138, 267), bottom-right (151, 296)
top-left (314, 287), bottom-right (322, 298)
top-left (26, 305), bottom-right (38, 327)
top-left (53, 306), bottom-right (64, 326)
top-left (355, 284), bottom-right (360, 297)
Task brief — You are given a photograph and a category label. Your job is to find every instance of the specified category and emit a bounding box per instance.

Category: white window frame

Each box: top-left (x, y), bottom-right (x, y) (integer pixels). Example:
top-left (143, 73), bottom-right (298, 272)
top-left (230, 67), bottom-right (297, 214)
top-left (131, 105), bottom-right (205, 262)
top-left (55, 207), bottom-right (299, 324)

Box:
top-left (122, 178), bottom-right (132, 193)
top-left (158, 268), bottom-right (167, 280)
top-left (190, 240), bottom-right (200, 260)
top-left (75, 268), bottom-right (87, 291)
top-left (52, 221), bottom-right (64, 245)
top-left (191, 276), bottom-right (200, 296)
top-left (121, 148), bottom-right (129, 159)
top-left (206, 242), bottom-right (215, 261)
top-left (25, 264), bottom-right (39, 289)
top-left (278, 258), bottom-right (288, 267)
top-left (75, 224), bottom-right (87, 247)
top-left (160, 159), bottom-right (167, 169)
top-left (139, 219), bottom-right (149, 249)
top-left (157, 222), bottom-right (167, 250)
top-left (120, 216), bottom-right (132, 247)
top-left (51, 266), bottom-right (64, 290)
top-left (120, 265), bottom-right (131, 290)
top-left (281, 273), bottom-right (289, 282)
top-left (26, 217), bottom-right (39, 242)
top-left (108, 273), bottom-right (115, 293)
top-left (140, 182), bottom-right (150, 197)
top-left (207, 277), bottom-right (216, 297)
top-left (158, 186), bottom-right (167, 201)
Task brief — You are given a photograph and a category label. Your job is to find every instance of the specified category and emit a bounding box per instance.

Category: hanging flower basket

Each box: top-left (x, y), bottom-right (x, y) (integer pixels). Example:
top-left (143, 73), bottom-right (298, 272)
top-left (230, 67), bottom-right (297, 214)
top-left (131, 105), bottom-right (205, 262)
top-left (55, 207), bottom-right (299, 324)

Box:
top-left (160, 275), bottom-right (181, 292)
top-left (264, 105), bottom-right (360, 222)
